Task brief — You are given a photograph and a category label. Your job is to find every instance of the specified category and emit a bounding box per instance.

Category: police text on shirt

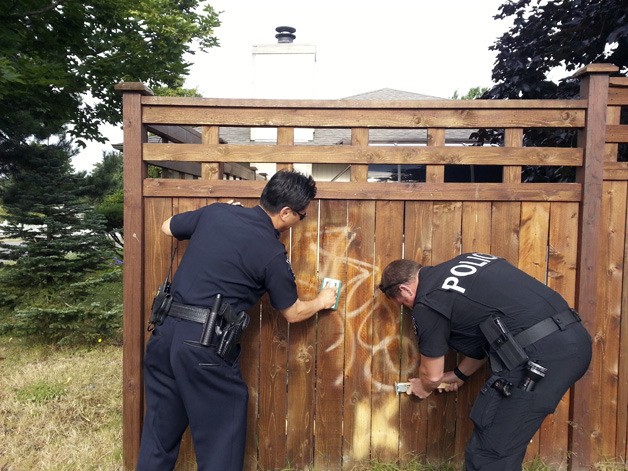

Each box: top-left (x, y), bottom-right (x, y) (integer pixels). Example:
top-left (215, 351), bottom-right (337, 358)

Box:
top-left (441, 253), bottom-right (499, 294)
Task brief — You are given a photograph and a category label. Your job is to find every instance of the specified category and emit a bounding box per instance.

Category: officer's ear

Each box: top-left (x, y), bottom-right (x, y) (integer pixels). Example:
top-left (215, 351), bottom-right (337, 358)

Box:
top-left (277, 206), bottom-right (303, 231)
top-left (397, 278), bottom-right (417, 306)
top-left (398, 283), bottom-right (413, 297)
top-left (279, 206), bottom-right (294, 221)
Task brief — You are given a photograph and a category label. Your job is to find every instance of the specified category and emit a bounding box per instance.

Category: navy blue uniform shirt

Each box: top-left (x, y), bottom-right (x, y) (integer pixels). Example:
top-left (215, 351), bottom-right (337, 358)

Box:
top-left (412, 253), bottom-right (569, 359)
top-left (169, 203), bottom-right (298, 312)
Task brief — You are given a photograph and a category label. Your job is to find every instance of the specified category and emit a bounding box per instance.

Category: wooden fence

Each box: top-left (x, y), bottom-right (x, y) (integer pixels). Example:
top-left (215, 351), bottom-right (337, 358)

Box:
top-left (116, 63), bottom-right (627, 470)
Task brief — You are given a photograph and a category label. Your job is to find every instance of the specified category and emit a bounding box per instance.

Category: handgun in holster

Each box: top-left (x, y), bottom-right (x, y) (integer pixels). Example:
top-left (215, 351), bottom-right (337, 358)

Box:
top-left (480, 315), bottom-right (528, 372)
top-left (217, 309), bottom-right (250, 361)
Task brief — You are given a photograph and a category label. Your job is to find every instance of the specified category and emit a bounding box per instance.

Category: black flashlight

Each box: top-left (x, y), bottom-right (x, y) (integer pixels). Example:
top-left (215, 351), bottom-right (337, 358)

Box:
top-left (519, 360), bottom-right (547, 392)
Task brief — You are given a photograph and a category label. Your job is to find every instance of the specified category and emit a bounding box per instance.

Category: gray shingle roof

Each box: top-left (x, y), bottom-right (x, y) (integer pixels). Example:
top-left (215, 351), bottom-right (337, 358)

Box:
top-left (340, 88), bottom-right (444, 101)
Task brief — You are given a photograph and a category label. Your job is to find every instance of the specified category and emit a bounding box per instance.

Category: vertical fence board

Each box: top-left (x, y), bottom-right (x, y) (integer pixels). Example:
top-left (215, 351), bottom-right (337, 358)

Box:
top-left (426, 129), bottom-right (445, 183)
top-left (427, 202), bottom-right (462, 461)
top-left (141, 198), bottom-right (174, 467)
top-left (503, 128), bottom-right (523, 183)
top-left (620, 185), bottom-right (628, 462)
top-left (241, 299), bottom-right (261, 471)
top-left (490, 198), bottom-right (521, 453)
top-left (518, 202), bottom-right (550, 284)
top-left (201, 125), bottom-right (222, 179)
top-left (519, 202), bottom-right (550, 462)
top-left (600, 181), bottom-right (627, 459)
top-left (399, 201), bottom-right (434, 462)
top-left (286, 201), bottom-right (320, 468)
top-left (315, 200), bottom-right (349, 470)
top-left (144, 198), bottom-right (174, 331)
top-left (371, 200), bottom-right (404, 463)
top-left (342, 201), bottom-right (376, 469)
top-left (540, 202), bottom-right (580, 469)
top-left (172, 197), bottom-right (208, 268)
top-left (233, 199), bottom-right (264, 471)
top-left (351, 128), bottom-right (369, 182)
top-left (491, 202), bottom-right (521, 265)
top-left (258, 218), bottom-right (289, 470)
top-left (604, 104), bottom-right (620, 162)
top-left (457, 202), bottom-right (493, 459)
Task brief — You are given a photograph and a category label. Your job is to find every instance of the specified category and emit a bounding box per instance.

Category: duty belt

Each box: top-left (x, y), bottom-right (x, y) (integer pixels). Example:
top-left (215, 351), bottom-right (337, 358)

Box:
top-left (514, 308), bottom-right (581, 348)
top-left (168, 302), bottom-right (218, 324)
top-left (166, 299), bottom-right (250, 364)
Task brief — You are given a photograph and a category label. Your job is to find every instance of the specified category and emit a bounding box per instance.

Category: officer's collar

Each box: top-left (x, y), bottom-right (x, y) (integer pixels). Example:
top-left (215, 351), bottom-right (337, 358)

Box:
top-left (255, 205), bottom-right (281, 239)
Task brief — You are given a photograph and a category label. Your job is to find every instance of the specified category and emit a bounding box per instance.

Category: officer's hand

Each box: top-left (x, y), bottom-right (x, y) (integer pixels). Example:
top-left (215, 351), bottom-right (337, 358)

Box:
top-left (407, 377), bottom-right (432, 400)
top-left (226, 199), bottom-right (243, 206)
top-left (439, 371), bottom-right (465, 392)
top-left (319, 286), bottom-right (339, 310)
top-left (438, 381), bottom-right (462, 392)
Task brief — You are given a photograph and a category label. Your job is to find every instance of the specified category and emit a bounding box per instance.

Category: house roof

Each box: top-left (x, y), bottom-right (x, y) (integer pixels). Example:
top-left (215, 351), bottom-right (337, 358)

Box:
top-left (341, 88), bottom-right (444, 101)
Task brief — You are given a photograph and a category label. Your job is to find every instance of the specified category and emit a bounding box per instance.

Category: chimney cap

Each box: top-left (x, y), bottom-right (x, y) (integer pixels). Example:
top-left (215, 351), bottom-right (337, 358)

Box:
top-left (275, 26), bottom-right (296, 43)
top-left (276, 26), bottom-right (296, 34)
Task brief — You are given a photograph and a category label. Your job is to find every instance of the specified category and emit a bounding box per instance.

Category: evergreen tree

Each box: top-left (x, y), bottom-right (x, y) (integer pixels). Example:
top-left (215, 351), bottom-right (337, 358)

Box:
top-left (0, 140), bottom-right (114, 286)
top-left (82, 151), bottom-right (123, 203)
top-left (83, 151), bottom-right (124, 250)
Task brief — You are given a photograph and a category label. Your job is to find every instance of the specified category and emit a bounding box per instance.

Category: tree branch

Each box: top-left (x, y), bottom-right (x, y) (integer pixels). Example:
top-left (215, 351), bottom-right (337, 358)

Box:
top-left (3, 0), bottom-right (67, 20)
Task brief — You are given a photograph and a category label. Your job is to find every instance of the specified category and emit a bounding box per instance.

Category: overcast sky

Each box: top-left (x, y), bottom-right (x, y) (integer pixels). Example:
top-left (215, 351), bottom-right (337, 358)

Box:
top-left (73, 0), bottom-right (511, 172)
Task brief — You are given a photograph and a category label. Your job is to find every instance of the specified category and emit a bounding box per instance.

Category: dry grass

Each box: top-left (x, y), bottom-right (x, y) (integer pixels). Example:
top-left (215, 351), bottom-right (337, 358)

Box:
top-left (0, 336), bottom-right (123, 470)
top-left (1, 336), bottom-right (626, 471)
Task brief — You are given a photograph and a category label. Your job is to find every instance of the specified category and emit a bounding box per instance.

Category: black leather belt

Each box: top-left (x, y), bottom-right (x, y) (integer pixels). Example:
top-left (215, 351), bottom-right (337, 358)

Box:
top-left (515, 308), bottom-right (581, 348)
top-left (168, 302), bottom-right (212, 324)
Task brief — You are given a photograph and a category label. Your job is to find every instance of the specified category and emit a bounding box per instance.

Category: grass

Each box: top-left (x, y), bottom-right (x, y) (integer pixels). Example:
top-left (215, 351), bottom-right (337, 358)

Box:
top-left (0, 336), bottom-right (123, 470)
top-left (1, 336), bottom-right (626, 471)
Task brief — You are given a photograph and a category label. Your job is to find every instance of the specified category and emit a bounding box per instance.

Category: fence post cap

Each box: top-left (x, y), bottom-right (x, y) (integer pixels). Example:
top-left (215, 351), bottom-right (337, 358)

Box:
top-left (572, 63), bottom-right (619, 78)
top-left (115, 82), bottom-right (154, 95)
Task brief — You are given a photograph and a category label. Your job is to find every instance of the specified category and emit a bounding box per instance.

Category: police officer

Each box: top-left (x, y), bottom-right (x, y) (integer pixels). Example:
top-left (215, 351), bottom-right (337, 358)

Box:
top-left (379, 253), bottom-right (592, 470)
top-left (137, 170), bottom-right (339, 471)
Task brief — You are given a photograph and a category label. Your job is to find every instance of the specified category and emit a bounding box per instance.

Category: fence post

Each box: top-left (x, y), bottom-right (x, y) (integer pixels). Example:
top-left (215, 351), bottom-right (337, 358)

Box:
top-left (115, 82), bottom-right (153, 470)
top-left (571, 63), bottom-right (618, 470)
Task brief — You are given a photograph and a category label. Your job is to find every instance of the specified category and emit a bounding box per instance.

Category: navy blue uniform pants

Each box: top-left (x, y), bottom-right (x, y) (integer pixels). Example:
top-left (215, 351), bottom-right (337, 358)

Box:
top-left (465, 322), bottom-right (592, 471)
top-left (137, 315), bottom-right (248, 471)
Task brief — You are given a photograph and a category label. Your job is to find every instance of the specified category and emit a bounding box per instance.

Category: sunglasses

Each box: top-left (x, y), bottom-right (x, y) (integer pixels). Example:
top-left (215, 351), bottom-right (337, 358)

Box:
top-left (291, 208), bottom-right (307, 221)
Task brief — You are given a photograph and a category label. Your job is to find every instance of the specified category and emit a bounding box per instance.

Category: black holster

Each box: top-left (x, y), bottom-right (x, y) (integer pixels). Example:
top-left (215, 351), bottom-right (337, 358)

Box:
top-left (480, 315), bottom-right (528, 372)
top-left (148, 278), bottom-right (172, 330)
top-left (149, 246), bottom-right (177, 331)
top-left (216, 309), bottom-right (250, 361)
